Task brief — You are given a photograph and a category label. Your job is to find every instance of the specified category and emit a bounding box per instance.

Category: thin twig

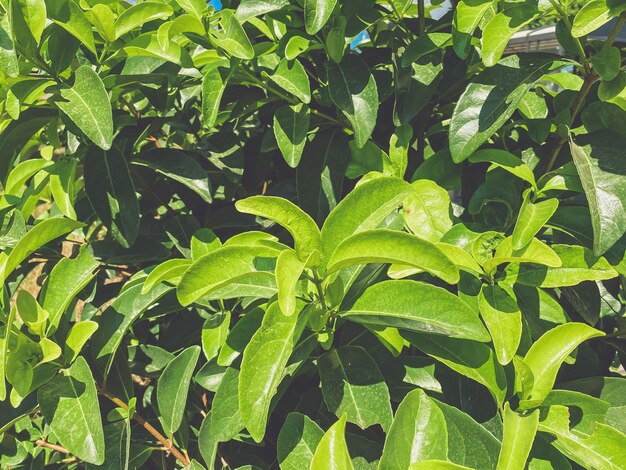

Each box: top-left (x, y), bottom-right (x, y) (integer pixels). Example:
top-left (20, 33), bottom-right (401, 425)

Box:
top-left (35, 439), bottom-right (70, 454)
top-left (97, 386), bottom-right (191, 466)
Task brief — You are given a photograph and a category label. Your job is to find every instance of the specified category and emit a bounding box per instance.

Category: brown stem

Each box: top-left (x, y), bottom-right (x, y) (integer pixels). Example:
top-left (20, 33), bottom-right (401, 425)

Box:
top-left (97, 386), bottom-right (190, 467)
top-left (35, 439), bottom-right (70, 454)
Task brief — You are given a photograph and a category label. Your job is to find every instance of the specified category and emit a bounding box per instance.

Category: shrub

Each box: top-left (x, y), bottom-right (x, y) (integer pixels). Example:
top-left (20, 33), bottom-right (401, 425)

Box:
top-left (1, 0), bottom-right (626, 468)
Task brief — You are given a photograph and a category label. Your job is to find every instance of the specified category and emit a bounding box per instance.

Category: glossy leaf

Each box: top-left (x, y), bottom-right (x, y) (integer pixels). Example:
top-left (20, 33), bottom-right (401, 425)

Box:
top-left (479, 284), bottom-right (522, 365)
top-left (270, 59), bottom-right (311, 104)
top-left (343, 280), bottom-right (490, 342)
top-left (276, 249), bottom-right (305, 316)
top-left (310, 414), bottom-right (354, 470)
top-left (278, 413), bottom-right (324, 470)
top-left (303, 0), bottom-right (337, 35)
top-left (274, 103), bottom-right (310, 168)
top-left (318, 346), bottom-right (393, 431)
top-left (327, 56), bottom-right (378, 148)
top-left (512, 196), bottom-right (559, 250)
top-left (327, 229), bottom-right (459, 284)
top-left (496, 404), bottom-right (539, 470)
top-left (157, 346), bottom-right (200, 435)
top-left (56, 66), bottom-right (113, 150)
top-left (115, 2), bottom-right (173, 38)
top-left (210, 367), bottom-right (244, 442)
top-left (403, 179), bottom-right (453, 242)
top-left (379, 389), bottom-right (447, 470)
top-left (38, 357), bottom-right (104, 464)
top-left (520, 323), bottom-right (605, 408)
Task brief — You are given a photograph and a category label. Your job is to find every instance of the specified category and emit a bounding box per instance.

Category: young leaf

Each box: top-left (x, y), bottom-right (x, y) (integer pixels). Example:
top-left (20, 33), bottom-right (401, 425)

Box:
top-left (303, 0), bottom-right (338, 35)
top-left (496, 404), bottom-right (539, 470)
top-left (56, 66), bottom-right (113, 150)
top-left (571, 0), bottom-right (614, 37)
top-left (277, 413), bottom-right (324, 470)
top-left (520, 323), bottom-right (605, 408)
top-left (273, 103), bottom-right (310, 168)
top-left (479, 284), bottom-right (522, 365)
top-left (64, 321), bottom-right (99, 364)
top-left (404, 332), bottom-right (507, 407)
top-left (239, 301), bottom-right (305, 442)
top-left (343, 280), bottom-right (490, 342)
top-left (570, 130), bottom-right (626, 255)
top-left (310, 414), bottom-right (354, 470)
top-left (512, 196), bottom-right (559, 250)
top-left (403, 180), bottom-right (453, 242)
top-left (236, 0), bottom-right (289, 22)
top-left (452, 0), bottom-right (493, 59)
top-left (326, 229), bottom-right (460, 284)
top-left (177, 245), bottom-right (280, 306)
top-left (505, 245), bottom-right (618, 288)
top-left (449, 54), bottom-right (561, 162)
top-left (202, 312), bottom-right (230, 361)
top-left (84, 146), bottom-right (140, 248)
top-left (157, 345), bottom-right (200, 435)
top-left (142, 258), bottom-right (192, 294)
top-left (115, 2), bottom-right (174, 38)
top-left (214, 10), bottom-right (254, 59)
top-left (327, 56), bottom-right (378, 148)
top-left (38, 357), bottom-right (105, 465)
top-left (276, 249), bottom-right (306, 316)
top-left (318, 346), bottom-right (393, 431)
top-left (379, 389), bottom-right (447, 470)
top-left (0, 217), bottom-right (83, 285)
top-left (235, 196), bottom-right (322, 260)
top-left (46, 0), bottom-right (96, 54)
top-left (321, 176), bottom-right (412, 261)
top-left (468, 149), bottom-right (536, 188)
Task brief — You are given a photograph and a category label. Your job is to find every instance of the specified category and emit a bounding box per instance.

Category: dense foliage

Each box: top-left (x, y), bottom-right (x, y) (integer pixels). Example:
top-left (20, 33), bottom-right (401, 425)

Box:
top-left (1, 0), bottom-right (626, 468)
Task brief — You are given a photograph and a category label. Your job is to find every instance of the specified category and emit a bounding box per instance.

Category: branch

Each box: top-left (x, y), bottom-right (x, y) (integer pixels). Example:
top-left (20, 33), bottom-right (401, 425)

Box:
top-left (97, 386), bottom-right (190, 467)
top-left (35, 439), bottom-right (70, 454)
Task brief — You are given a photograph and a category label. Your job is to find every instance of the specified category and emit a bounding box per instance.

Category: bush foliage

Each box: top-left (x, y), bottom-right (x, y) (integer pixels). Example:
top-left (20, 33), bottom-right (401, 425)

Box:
top-left (1, 0), bottom-right (626, 468)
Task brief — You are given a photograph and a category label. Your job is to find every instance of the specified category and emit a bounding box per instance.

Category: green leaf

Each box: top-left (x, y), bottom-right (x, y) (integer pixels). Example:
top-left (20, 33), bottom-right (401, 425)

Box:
top-left (202, 66), bottom-right (227, 128)
top-left (303, 0), bottom-right (337, 35)
top-left (505, 244), bottom-right (618, 288)
top-left (84, 146), bottom-right (140, 248)
top-left (449, 54), bottom-right (561, 162)
top-left (571, 0), bottom-right (615, 38)
top-left (481, 4), bottom-right (539, 67)
top-left (239, 301), bottom-right (306, 442)
top-left (484, 237), bottom-right (562, 275)
top-left (236, 0), bottom-right (289, 22)
top-left (520, 323), bottom-right (604, 409)
top-left (115, 2), bottom-right (174, 39)
top-left (274, 103), bottom-right (310, 168)
top-left (310, 414), bottom-right (354, 470)
top-left (90, 281), bottom-right (172, 378)
top-left (218, 307), bottom-right (264, 367)
top-left (10, 0), bottom-right (47, 45)
top-left (496, 404), bottom-right (539, 470)
top-left (326, 229), bottom-right (459, 284)
top-left (157, 345), bottom-right (200, 435)
top-left (468, 150), bottom-right (536, 188)
top-left (0, 217), bottom-right (82, 285)
top-left (48, 158), bottom-right (77, 219)
top-left (46, 0), bottom-right (96, 54)
top-left (321, 176), bottom-right (412, 261)
top-left (142, 258), bottom-right (192, 294)
top-left (278, 412), bottom-right (324, 470)
top-left (570, 130), bottom-right (626, 255)
top-left (379, 389), bottom-right (447, 470)
top-left (38, 357), bottom-right (105, 464)
top-left (591, 46), bottom-right (621, 81)
top-left (276, 249), bottom-right (306, 316)
top-left (403, 180), bottom-right (452, 242)
top-left (343, 280), bottom-right (490, 342)
top-left (177, 245), bottom-right (280, 305)
top-left (87, 4), bottom-right (115, 42)
top-left (318, 346), bottom-right (393, 431)
top-left (512, 196), bottom-right (559, 250)
top-left (270, 59), bottom-right (311, 104)
top-left (435, 399), bottom-right (502, 468)
top-left (213, 10), bottom-right (254, 59)
top-left (327, 56), bottom-right (378, 148)
top-left (175, 0), bottom-right (206, 18)
top-left (404, 332), bottom-right (507, 407)
top-left (409, 463), bottom-right (472, 470)
top-left (198, 413), bottom-right (218, 468)
top-left (64, 321), bottom-right (99, 364)
top-left (132, 149), bottom-right (212, 203)
top-left (538, 405), bottom-right (626, 469)
top-left (210, 367), bottom-right (244, 442)
top-left (479, 284), bottom-right (522, 365)
top-left (202, 312), bottom-right (230, 361)
top-left (0, 17), bottom-right (18, 77)
top-left (452, 0), bottom-right (494, 59)
top-left (236, 196), bottom-right (321, 260)
top-left (56, 66), bottom-right (113, 150)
